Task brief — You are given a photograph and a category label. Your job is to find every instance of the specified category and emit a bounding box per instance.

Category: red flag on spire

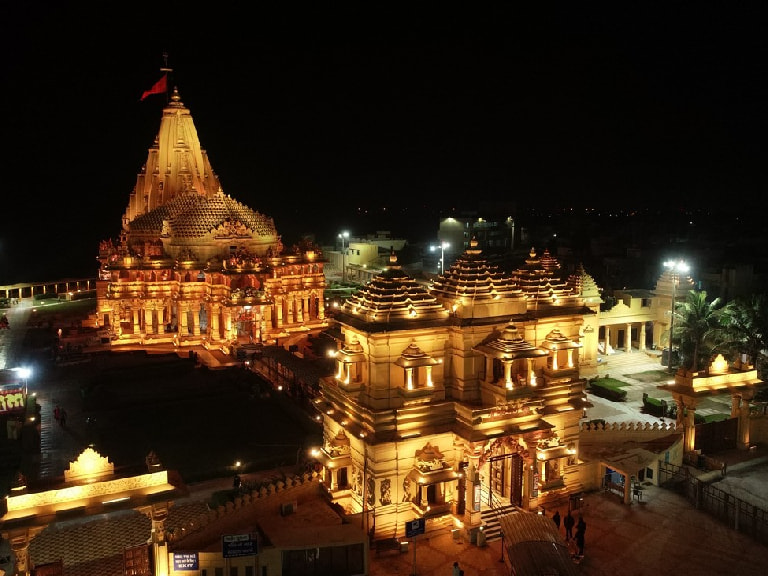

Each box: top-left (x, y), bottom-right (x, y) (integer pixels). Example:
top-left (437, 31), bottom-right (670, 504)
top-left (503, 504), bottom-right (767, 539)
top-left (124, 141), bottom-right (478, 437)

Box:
top-left (140, 74), bottom-right (167, 101)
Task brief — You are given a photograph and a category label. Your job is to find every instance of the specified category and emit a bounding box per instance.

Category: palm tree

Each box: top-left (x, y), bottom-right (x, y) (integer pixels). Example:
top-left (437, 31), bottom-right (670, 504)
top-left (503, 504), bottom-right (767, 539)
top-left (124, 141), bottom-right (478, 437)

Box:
top-left (718, 293), bottom-right (768, 376)
top-left (672, 290), bottom-right (723, 372)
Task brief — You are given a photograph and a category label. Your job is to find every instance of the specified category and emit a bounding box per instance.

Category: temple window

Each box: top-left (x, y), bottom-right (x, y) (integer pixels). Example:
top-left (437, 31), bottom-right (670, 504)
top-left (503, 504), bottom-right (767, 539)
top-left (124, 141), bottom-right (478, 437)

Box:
top-left (396, 343), bottom-right (438, 391)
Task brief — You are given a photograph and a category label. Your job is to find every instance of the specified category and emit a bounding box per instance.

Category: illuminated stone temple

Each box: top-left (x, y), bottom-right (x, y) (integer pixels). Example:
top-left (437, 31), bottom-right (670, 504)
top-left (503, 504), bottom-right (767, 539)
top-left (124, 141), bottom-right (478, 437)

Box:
top-left (96, 88), bottom-right (327, 349)
top-left (315, 242), bottom-right (601, 538)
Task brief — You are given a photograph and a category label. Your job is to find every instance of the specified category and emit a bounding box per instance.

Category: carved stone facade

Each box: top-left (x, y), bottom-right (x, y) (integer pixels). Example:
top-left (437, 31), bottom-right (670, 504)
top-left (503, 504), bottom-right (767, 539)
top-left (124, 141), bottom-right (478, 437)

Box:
top-left (96, 89), bottom-right (327, 348)
top-left (316, 244), bottom-right (598, 538)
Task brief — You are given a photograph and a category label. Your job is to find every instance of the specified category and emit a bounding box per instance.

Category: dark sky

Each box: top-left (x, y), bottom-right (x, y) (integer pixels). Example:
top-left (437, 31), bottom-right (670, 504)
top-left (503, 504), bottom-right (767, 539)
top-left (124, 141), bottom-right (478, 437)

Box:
top-left (2, 4), bottom-right (767, 284)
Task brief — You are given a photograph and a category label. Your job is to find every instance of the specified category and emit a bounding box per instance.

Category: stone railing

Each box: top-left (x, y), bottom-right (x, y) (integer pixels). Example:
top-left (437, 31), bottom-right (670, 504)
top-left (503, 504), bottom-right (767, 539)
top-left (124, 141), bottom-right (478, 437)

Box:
top-left (579, 420), bottom-right (680, 442)
top-left (169, 471), bottom-right (322, 546)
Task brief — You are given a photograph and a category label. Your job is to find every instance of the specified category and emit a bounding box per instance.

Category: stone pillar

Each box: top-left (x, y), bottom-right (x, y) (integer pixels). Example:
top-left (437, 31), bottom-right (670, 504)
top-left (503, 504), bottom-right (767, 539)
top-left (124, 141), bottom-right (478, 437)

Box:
top-left (625, 323), bottom-right (632, 352)
top-left (318, 294), bottom-right (326, 321)
top-left (604, 325), bottom-right (611, 356)
top-left (527, 358), bottom-right (536, 385)
top-left (224, 308), bottom-right (232, 339)
top-left (676, 397), bottom-right (698, 453)
top-left (133, 308), bottom-right (141, 334)
top-left (145, 308), bottom-right (154, 334)
top-left (426, 365), bottom-right (433, 387)
top-left (298, 295), bottom-right (306, 323)
top-left (9, 532), bottom-right (30, 576)
top-left (503, 359), bottom-right (513, 388)
top-left (190, 304), bottom-right (199, 336)
top-left (639, 323), bottom-right (646, 351)
top-left (622, 473), bottom-right (632, 505)
top-left (735, 394), bottom-right (751, 450)
top-left (211, 305), bottom-right (220, 340)
top-left (275, 298), bottom-right (284, 327)
top-left (567, 349), bottom-right (575, 368)
top-left (149, 504), bottom-right (170, 576)
top-left (465, 460), bottom-right (482, 527)
top-left (157, 305), bottom-right (166, 334)
top-left (485, 357), bottom-right (493, 383)
top-left (179, 303), bottom-right (188, 335)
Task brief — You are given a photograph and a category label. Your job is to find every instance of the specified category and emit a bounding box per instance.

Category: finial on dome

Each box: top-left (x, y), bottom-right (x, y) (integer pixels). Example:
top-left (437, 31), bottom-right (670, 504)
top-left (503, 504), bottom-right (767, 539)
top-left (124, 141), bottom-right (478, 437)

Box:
top-left (389, 249), bottom-right (398, 265)
top-left (171, 87), bottom-right (181, 103)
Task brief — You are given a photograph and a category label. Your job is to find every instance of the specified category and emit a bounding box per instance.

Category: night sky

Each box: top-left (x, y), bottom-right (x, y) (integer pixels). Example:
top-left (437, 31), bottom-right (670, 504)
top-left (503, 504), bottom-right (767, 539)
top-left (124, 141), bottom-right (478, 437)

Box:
top-left (2, 4), bottom-right (767, 284)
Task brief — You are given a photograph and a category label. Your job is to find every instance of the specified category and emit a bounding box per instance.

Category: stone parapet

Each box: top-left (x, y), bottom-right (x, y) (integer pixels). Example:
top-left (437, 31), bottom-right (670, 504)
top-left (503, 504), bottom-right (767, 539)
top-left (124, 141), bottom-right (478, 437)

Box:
top-left (580, 420), bottom-right (680, 443)
top-left (170, 471), bottom-right (321, 547)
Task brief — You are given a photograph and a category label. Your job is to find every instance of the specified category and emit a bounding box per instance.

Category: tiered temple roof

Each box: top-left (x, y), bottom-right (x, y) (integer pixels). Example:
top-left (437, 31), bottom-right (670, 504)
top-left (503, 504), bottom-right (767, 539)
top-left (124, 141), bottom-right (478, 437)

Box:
top-left (338, 252), bottom-right (449, 327)
top-left (508, 248), bottom-right (589, 317)
top-left (474, 323), bottom-right (549, 360)
top-left (566, 263), bottom-right (603, 305)
top-left (429, 238), bottom-right (526, 319)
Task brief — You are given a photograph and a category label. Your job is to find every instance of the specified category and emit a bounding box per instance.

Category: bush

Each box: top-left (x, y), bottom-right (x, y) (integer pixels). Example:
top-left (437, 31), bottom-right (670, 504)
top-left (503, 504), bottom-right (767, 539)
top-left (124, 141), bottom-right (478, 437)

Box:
top-left (589, 380), bottom-right (627, 402)
top-left (642, 393), bottom-right (669, 417)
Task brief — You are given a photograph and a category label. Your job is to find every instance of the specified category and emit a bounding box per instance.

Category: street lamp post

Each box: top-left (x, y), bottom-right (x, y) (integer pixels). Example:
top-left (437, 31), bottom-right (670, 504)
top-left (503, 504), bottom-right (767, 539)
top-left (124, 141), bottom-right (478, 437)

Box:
top-left (664, 259), bottom-right (690, 372)
top-left (338, 231), bottom-right (349, 282)
top-left (429, 241), bottom-right (450, 274)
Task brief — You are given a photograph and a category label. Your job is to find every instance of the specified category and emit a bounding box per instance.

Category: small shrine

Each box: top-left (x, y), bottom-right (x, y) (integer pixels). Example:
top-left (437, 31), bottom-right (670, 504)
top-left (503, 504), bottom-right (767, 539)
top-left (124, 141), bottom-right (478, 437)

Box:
top-left (658, 355), bottom-right (761, 452)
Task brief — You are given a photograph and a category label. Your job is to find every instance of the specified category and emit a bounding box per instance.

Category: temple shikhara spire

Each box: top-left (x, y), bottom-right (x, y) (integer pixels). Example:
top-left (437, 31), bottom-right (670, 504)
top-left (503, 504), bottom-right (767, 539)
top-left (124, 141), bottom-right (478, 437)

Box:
top-left (97, 87), bottom-right (327, 348)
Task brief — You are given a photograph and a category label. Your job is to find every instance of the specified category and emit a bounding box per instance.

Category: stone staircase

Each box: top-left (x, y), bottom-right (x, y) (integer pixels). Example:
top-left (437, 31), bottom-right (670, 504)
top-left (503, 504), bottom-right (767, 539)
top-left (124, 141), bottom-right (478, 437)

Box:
top-left (480, 503), bottom-right (519, 542)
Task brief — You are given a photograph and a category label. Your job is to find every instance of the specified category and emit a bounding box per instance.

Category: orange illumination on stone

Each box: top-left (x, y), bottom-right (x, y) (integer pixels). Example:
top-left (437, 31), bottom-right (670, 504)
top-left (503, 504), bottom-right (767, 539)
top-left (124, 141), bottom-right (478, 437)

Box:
top-left (65, 447), bottom-right (114, 483)
top-left (710, 354), bottom-right (728, 375)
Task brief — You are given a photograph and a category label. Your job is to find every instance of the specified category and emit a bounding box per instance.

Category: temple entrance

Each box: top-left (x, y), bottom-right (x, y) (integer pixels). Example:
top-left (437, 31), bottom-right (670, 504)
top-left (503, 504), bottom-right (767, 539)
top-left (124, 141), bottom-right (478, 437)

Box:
top-left (338, 467), bottom-right (349, 489)
top-left (489, 453), bottom-right (523, 507)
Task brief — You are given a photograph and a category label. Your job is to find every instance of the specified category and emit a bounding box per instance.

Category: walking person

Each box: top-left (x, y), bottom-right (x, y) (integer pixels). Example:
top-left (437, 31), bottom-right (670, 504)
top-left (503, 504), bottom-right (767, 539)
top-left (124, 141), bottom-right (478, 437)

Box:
top-left (575, 515), bottom-right (586, 556)
top-left (564, 510), bottom-right (575, 539)
top-left (552, 510), bottom-right (561, 531)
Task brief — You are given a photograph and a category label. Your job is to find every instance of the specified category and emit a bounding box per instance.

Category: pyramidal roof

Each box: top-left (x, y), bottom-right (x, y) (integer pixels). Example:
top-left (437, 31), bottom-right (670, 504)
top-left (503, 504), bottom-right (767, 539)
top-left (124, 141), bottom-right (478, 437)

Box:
top-left (510, 248), bottom-right (572, 299)
top-left (430, 238), bottom-right (524, 302)
top-left (340, 252), bottom-right (449, 325)
top-left (567, 263), bottom-right (602, 304)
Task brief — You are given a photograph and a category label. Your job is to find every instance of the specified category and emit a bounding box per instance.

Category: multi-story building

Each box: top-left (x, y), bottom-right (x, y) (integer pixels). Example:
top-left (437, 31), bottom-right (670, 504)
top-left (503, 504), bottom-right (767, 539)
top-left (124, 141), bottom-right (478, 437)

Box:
top-left (315, 241), bottom-right (602, 537)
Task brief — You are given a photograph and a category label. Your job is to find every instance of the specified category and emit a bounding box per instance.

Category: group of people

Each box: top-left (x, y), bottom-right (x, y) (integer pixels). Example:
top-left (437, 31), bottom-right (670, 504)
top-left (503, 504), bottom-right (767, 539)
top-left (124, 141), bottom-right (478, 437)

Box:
top-left (551, 509), bottom-right (586, 558)
top-left (53, 404), bottom-right (67, 427)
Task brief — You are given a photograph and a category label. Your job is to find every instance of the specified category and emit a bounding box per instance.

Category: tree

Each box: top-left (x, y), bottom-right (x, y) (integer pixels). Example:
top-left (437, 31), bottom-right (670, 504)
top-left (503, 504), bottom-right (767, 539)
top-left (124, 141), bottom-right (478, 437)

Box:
top-left (718, 293), bottom-right (768, 377)
top-left (672, 290), bottom-right (724, 372)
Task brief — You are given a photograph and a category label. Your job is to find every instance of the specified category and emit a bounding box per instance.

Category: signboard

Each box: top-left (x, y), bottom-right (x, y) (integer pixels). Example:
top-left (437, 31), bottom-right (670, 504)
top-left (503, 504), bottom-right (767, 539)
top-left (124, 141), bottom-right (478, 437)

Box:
top-left (0, 385), bottom-right (25, 414)
top-left (173, 553), bottom-right (199, 571)
top-left (405, 517), bottom-right (426, 538)
top-left (222, 533), bottom-right (259, 558)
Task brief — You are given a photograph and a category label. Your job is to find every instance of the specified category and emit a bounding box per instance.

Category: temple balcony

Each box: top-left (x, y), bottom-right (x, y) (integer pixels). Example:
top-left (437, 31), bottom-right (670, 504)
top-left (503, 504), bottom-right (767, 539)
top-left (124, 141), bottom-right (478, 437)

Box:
top-left (397, 386), bottom-right (436, 402)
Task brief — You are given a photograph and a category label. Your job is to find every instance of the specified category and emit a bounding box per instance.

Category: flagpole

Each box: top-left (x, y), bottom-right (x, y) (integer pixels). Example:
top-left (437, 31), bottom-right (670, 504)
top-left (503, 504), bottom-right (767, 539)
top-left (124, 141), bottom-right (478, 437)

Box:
top-left (160, 51), bottom-right (174, 104)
